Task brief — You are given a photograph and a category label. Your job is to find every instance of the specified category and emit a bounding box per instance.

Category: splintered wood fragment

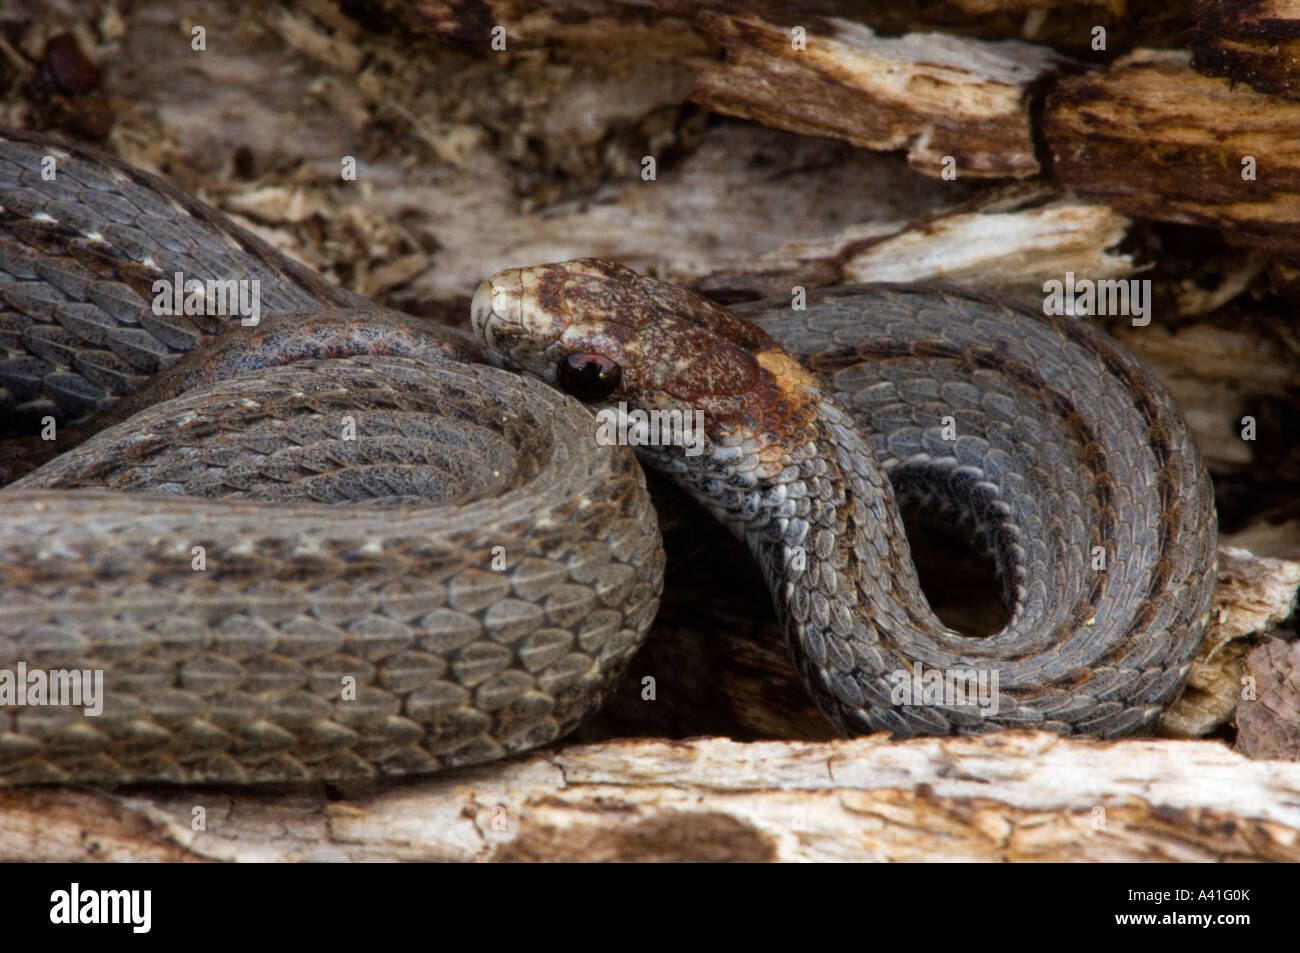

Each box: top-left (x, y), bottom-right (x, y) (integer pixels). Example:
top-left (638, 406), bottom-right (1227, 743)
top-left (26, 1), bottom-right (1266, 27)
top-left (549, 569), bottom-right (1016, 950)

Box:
top-left (1237, 637), bottom-right (1300, 760)
top-left (1192, 0), bottom-right (1300, 100)
top-left (693, 184), bottom-right (1131, 301)
top-left (698, 193), bottom-right (1139, 302)
top-left (687, 12), bottom-right (1066, 178)
top-left (3, 733), bottom-right (1299, 861)
top-left (1043, 49), bottom-right (1300, 265)
top-left (842, 198), bottom-right (1135, 293)
top-left (1160, 548), bottom-right (1300, 738)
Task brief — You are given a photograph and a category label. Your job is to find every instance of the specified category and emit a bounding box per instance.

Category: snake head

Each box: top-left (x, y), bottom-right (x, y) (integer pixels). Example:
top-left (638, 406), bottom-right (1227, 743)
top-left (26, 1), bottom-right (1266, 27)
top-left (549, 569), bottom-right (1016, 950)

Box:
top-left (471, 258), bottom-right (819, 473)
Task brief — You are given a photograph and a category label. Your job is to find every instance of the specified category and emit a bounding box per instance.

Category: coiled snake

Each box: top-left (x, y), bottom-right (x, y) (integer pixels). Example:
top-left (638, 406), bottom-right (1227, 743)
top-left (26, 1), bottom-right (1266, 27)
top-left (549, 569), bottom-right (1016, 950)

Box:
top-left (0, 129), bottom-right (1216, 785)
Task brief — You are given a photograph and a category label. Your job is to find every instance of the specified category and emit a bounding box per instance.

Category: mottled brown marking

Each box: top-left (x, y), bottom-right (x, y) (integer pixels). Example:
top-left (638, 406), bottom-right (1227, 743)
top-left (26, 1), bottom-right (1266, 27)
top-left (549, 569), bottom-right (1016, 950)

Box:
top-left (497, 259), bottom-right (830, 443)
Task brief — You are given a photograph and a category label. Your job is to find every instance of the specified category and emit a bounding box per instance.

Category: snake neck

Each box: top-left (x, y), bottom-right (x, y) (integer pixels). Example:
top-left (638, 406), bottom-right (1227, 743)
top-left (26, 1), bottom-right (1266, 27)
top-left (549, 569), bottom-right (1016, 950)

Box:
top-left (645, 380), bottom-right (948, 736)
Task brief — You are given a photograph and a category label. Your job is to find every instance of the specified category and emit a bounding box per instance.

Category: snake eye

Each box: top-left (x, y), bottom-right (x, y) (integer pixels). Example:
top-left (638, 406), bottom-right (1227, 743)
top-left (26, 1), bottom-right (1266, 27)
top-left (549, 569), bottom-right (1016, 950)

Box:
top-left (557, 352), bottom-right (621, 402)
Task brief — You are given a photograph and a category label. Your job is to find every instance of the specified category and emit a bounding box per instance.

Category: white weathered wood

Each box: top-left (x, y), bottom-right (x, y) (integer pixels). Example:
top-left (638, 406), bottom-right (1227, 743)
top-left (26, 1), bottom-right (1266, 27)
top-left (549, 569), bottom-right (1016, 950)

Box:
top-left (4, 732), bottom-right (1300, 861)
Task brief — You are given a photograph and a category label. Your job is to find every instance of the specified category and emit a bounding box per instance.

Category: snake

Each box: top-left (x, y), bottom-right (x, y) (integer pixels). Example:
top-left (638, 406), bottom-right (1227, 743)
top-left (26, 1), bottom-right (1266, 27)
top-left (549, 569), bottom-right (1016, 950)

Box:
top-left (0, 128), bottom-right (1217, 785)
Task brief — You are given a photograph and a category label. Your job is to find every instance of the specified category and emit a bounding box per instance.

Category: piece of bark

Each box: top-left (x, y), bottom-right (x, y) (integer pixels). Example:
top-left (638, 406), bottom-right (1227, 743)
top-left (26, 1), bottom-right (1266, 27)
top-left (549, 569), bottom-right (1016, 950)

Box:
top-left (694, 186), bottom-right (1140, 301)
top-left (394, 0), bottom-right (1168, 54)
top-left (3, 732), bottom-right (1300, 861)
top-left (44, 1), bottom-right (1257, 319)
top-left (842, 197), bottom-right (1136, 293)
top-left (1192, 0), bottom-right (1300, 100)
top-left (1208, 547), bottom-right (1300, 644)
top-left (1161, 547), bottom-right (1300, 737)
top-left (689, 11), bottom-right (1067, 178)
top-left (1163, 641), bottom-right (1252, 737)
top-left (1236, 637), bottom-right (1300, 759)
top-left (1044, 49), bottom-right (1300, 266)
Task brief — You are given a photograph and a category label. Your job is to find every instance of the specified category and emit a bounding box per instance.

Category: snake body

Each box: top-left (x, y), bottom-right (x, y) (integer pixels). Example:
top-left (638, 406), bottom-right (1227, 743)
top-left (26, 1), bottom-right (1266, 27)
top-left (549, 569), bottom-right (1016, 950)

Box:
top-left (0, 130), bottom-right (1216, 784)
top-left (475, 262), bottom-right (1217, 739)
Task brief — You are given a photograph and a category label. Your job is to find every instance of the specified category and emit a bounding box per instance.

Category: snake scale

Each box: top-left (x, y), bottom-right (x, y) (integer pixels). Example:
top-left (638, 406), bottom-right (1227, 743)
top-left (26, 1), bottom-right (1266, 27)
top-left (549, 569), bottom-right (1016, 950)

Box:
top-left (0, 128), bottom-right (1216, 785)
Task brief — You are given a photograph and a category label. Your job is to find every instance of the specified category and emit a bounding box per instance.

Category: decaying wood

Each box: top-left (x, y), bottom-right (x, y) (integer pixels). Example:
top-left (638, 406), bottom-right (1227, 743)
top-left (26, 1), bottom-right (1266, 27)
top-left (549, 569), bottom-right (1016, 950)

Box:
top-left (1237, 637), bottom-right (1300, 759)
top-left (1160, 548), bottom-right (1300, 737)
top-left (1193, 0), bottom-right (1300, 100)
top-left (1104, 317), bottom-right (1297, 473)
top-left (689, 11), bottom-right (1066, 178)
top-left (695, 188), bottom-right (1141, 301)
top-left (3, 732), bottom-right (1299, 861)
top-left (841, 196), bottom-right (1135, 290)
top-left (1044, 49), bottom-right (1300, 267)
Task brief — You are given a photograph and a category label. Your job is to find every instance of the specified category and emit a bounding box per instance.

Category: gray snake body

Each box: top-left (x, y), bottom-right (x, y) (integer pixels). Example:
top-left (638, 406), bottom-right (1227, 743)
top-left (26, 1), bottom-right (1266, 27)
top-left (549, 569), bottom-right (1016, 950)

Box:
top-left (0, 129), bottom-right (1216, 784)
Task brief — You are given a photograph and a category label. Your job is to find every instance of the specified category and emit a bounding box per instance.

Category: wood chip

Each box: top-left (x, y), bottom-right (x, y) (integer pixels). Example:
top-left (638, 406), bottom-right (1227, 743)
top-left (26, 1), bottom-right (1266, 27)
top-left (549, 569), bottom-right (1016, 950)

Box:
top-left (1044, 49), bottom-right (1300, 265)
top-left (1163, 547), bottom-right (1300, 739)
top-left (1193, 0), bottom-right (1300, 100)
top-left (1236, 637), bottom-right (1300, 760)
top-left (689, 12), bottom-right (1065, 178)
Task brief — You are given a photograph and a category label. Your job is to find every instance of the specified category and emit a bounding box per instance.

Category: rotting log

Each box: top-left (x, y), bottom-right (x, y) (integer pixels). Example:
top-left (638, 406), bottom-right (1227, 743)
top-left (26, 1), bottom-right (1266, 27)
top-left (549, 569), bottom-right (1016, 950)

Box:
top-left (3, 733), bottom-right (1300, 861)
top-left (688, 11), bottom-right (1067, 178)
top-left (1044, 49), bottom-right (1300, 267)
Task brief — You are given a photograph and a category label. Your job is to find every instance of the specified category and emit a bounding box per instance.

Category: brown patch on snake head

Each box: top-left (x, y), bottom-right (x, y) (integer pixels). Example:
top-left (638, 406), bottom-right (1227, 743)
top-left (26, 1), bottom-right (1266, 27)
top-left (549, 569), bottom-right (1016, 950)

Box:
top-left (534, 259), bottom-right (773, 352)
top-left (475, 258), bottom-right (824, 447)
